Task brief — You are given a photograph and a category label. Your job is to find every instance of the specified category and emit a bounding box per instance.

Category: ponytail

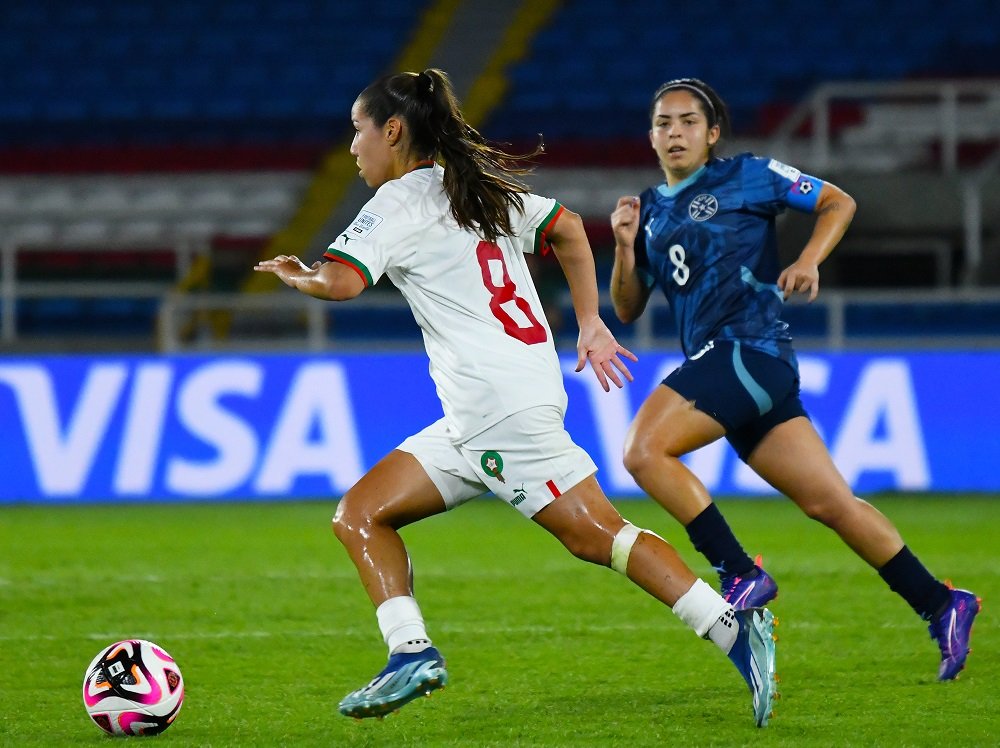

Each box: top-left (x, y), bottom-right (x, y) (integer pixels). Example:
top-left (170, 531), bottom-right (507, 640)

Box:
top-left (357, 68), bottom-right (543, 244)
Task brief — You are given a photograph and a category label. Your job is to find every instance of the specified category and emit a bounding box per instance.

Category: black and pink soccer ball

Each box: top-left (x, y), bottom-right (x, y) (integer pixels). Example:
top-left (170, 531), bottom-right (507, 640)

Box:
top-left (82, 639), bottom-right (184, 736)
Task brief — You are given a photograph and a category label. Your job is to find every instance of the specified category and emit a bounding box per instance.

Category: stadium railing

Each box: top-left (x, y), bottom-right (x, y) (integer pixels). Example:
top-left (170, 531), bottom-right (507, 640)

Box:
top-left (0, 237), bottom-right (207, 345)
top-left (769, 78), bottom-right (1000, 174)
top-left (152, 287), bottom-right (1000, 353)
top-left (765, 79), bottom-right (1000, 285)
top-left (3, 79), bottom-right (996, 351)
top-left (0, 170), bottom-right (308, 346)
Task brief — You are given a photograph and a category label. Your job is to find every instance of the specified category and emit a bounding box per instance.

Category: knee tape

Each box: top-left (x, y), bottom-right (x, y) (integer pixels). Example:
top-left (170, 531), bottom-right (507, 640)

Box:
top-left (610, 523), bottom-right (643, 575)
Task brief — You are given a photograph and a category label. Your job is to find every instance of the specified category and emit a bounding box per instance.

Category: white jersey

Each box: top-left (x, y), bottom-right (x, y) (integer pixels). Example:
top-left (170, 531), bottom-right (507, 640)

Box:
top-left (324, 162), bottom-right (568, 441)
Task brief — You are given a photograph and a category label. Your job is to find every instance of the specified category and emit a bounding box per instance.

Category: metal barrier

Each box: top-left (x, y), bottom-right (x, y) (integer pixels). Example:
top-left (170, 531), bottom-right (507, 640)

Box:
top-left (0, 238), bottom-right (207, 345)
top-left (767, 79), bottom-right (1000, 287)
top-left (152, 287), bottom-right (1000, 353)
top-left (770, 78), bottom-right (1000, 175)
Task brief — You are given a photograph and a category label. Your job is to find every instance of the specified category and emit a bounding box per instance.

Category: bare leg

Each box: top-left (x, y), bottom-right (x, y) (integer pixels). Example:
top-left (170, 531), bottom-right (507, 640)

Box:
top-left (748, 417), bottom-right (904, 567)
top-left (333, 450), bottom-right (452, 719)
top-left (530, 473), bottom-right (778, 727)
top-left (623, 385), bottom-right (726, 524)
top-left (332, 449), bottom-right (448, 606)
top-left (531, 475), bottom-right (696, 606)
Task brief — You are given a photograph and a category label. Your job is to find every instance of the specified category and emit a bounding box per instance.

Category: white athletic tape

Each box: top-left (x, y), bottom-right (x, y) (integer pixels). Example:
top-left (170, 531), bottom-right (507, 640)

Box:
top-left (610, 523), bottom-right (643, 575)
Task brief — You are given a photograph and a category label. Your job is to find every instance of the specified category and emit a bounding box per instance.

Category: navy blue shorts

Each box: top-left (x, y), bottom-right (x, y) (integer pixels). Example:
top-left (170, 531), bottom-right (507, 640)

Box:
top-left (662, 340), bottom-right (808, 462)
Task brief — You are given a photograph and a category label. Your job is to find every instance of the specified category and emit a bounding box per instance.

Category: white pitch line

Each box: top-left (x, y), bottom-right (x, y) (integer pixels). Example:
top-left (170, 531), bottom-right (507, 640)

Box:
top-left (0, 622), bottom-right (670, 643)
top-left (0, 618), bottom-right (864, 643)
top-left (0, 565), bottom-right (575, 589)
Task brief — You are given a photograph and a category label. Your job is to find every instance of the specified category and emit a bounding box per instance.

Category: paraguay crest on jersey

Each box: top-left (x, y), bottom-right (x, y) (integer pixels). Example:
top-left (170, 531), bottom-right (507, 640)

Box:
top-left (689, 194), bottom-right (718, 221)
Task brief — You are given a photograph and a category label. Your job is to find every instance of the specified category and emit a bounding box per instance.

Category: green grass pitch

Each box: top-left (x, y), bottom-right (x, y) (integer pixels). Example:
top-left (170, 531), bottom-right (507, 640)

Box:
top-left (1, 495), bottom-right (996, 746)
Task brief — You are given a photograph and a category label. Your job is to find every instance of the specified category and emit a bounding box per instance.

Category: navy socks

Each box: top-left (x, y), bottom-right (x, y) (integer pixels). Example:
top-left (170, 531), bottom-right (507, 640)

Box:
top-left (878, 546), bottom-right (952, 621)
top-left (685, 503), bottom-right (756, 579)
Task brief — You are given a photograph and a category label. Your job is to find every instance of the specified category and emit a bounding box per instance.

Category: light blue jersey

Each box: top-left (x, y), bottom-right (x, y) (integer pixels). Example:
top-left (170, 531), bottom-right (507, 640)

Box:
top-left (635, 153), bottom-right (821, 365)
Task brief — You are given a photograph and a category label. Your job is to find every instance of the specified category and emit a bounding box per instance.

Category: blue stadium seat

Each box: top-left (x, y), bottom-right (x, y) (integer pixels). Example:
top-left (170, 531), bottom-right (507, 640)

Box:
top-left (327, 305), bottom-right (421, 342)
top-left (483, 0), bottom-right (1000, 142)
top-left (0, 0), bottom-right (429, 149)
top-left (17, 298), bottom-right (159, 336)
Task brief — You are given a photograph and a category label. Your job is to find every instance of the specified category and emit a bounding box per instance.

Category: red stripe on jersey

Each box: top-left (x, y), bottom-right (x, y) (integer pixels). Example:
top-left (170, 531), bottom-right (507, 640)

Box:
top-left (323, 254), bottom-right (370, 287)
top-left (538, 204), bottom-right (565, 256)
top-left (541, 204), bottom-right (565, 235)
top-left (546, 480), bottom-right (561, 498)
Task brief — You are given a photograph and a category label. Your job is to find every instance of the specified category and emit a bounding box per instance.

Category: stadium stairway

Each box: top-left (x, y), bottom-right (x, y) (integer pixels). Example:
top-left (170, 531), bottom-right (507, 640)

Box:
top-left (303, 0), bottom-right (560, 262)
top-left (222, 0), bottom-right (563, 344)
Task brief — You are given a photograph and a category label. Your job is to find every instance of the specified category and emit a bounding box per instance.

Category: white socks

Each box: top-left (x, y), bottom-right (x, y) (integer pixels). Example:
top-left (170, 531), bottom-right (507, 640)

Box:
top-left (672, 578), bottom-right (739, 653)
top-left (705, 608), bottom-right (739, 653)
top-left (376, 596), bottom-right (431, 654)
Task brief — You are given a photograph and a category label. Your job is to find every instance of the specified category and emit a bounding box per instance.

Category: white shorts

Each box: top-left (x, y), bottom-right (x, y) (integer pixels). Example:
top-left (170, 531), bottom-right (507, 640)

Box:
top-left (396, 405), bottom-right (597, 518)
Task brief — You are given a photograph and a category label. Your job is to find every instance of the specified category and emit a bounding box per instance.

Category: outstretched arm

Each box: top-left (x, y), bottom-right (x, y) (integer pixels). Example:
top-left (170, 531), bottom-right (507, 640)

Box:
top-left (253, 255), bottom-right (366, 301)
top-left (546, 207), bottom-right (637, 391)
top-left (778, 182), bottom-right (856, 301)
top-left (610, 196), bottom-right (653, 323)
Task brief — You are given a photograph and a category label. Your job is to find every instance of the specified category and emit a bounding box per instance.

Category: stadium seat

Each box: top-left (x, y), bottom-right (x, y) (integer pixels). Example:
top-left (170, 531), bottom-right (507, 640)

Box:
top-left (0, 0), bottom-right (996, 345)
top-left (484, 0), bottom-right (1000, 143)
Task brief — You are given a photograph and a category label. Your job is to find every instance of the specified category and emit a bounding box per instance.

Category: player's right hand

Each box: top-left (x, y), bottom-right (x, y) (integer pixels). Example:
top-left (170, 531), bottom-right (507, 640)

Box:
top-left (611, 196), bottom-right (640, 250)
top-left (253, 254), bottom-right (311, 288)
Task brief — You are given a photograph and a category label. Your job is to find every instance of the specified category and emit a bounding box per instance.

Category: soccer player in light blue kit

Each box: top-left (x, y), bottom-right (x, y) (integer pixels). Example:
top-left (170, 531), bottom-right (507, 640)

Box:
top-left (611, 78), bottom-right (980, 681)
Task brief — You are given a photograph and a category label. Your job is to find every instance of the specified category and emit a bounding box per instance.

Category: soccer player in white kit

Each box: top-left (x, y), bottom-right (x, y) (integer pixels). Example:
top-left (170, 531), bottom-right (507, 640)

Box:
top-left (254, 68), bottom-right (778, 727)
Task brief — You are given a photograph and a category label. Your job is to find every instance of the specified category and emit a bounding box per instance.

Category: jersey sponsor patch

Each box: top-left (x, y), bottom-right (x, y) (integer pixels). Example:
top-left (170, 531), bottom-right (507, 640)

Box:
top-left (348, 210), bottom-right (384, 239)
top-left (689, 193), bottom-right (718, 221)
top-left (767, 159), bottom-right (801, 182)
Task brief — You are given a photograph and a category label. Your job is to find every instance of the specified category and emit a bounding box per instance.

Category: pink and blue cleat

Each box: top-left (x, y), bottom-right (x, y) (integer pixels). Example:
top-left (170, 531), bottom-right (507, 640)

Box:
top-left (721, 555), bottom-right (778, 610)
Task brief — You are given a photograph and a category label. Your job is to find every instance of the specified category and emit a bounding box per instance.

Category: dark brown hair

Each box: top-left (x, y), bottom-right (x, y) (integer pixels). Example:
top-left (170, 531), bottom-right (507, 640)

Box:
top-left (357, 68), bottom-right (543, 244)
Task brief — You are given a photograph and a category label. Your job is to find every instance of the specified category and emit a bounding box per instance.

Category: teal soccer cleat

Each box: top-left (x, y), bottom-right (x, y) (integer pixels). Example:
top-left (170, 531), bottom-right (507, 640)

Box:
top-left (727, 607), bottom-right (778, 727)
top-left (338, 646), bottom-right (448, 719)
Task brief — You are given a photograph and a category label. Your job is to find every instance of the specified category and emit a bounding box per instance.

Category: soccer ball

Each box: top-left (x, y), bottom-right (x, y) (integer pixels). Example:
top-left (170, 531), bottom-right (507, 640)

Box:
top-left (82, 639), bottom-right (184, 736)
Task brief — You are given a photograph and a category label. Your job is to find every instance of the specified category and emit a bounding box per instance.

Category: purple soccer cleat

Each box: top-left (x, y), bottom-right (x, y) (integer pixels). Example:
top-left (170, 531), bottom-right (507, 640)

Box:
top-left (721, 555), bottom-right (778, 611)
top-left (928, 586), bottom-right (981, 681)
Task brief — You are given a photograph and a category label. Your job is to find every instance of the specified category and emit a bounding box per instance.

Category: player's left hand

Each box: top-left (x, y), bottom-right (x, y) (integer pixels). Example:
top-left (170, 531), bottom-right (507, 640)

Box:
top-left (778, 258), bottom-right (820, 301)
top-left (575, 317), bottom-right (638, 391)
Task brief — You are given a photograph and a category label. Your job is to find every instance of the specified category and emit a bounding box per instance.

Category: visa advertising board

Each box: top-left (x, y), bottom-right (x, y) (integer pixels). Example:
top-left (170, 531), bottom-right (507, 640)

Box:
top-left (0, 351), bottom-right (997, 503)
